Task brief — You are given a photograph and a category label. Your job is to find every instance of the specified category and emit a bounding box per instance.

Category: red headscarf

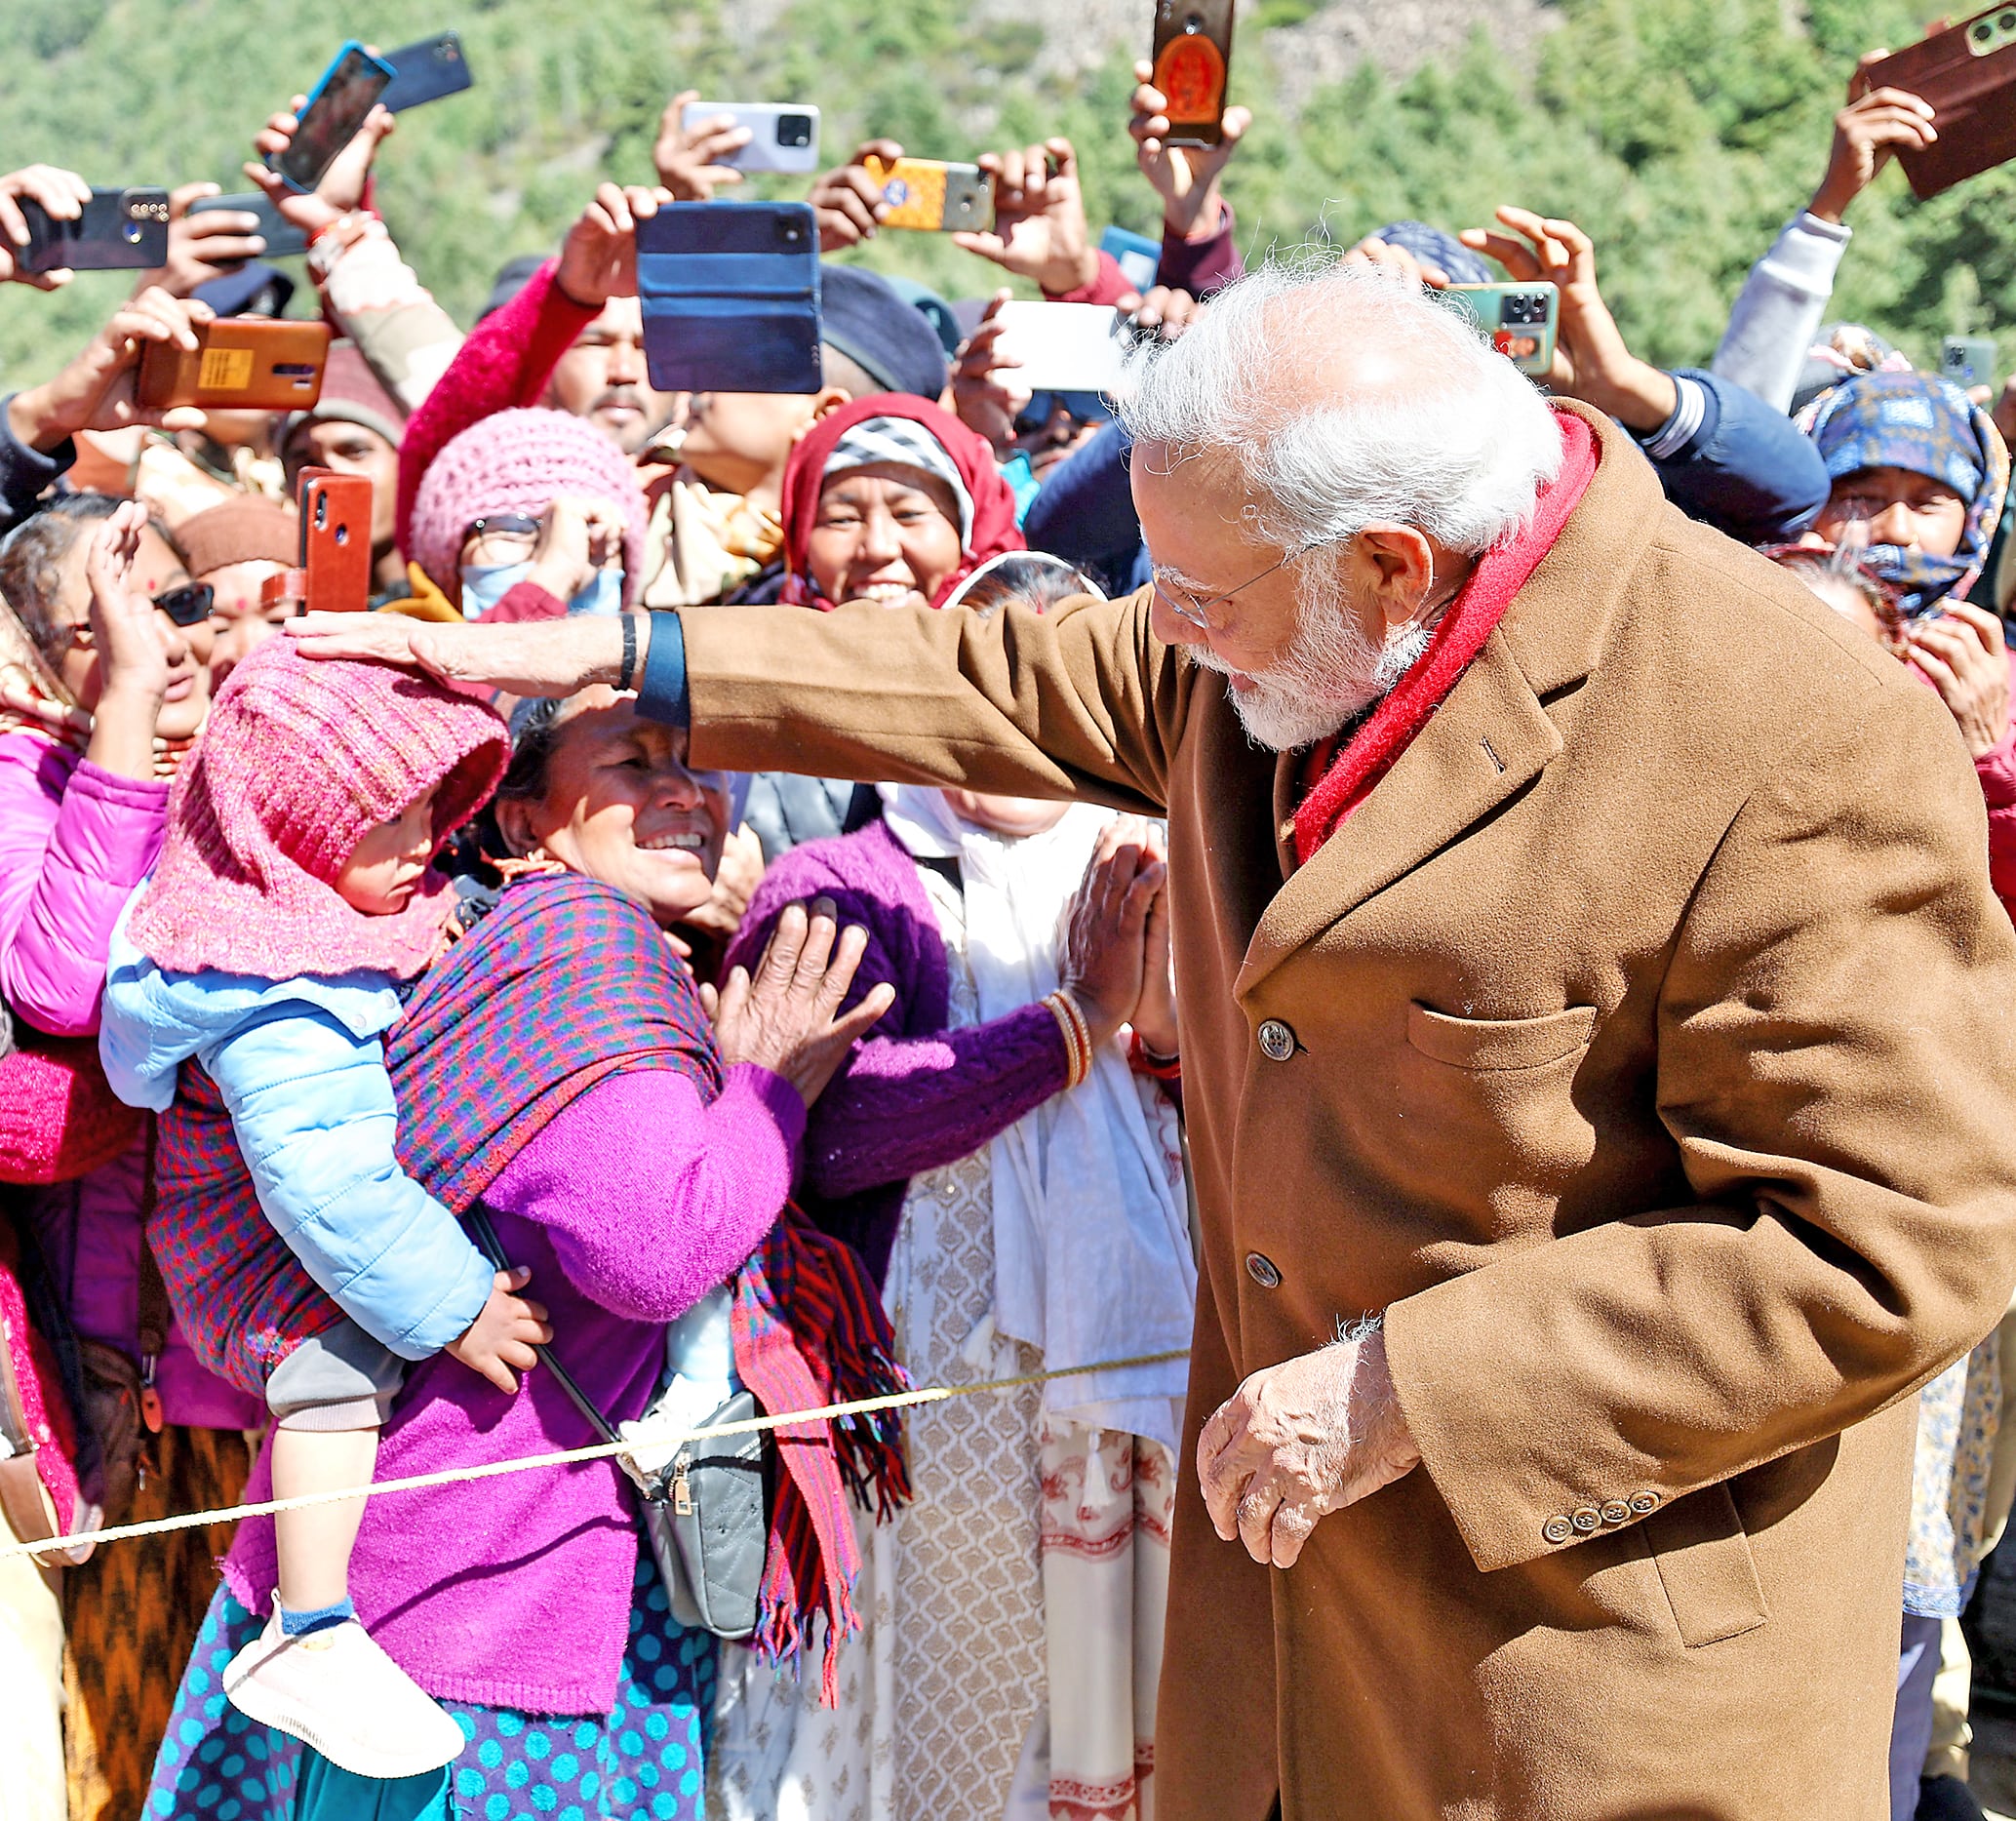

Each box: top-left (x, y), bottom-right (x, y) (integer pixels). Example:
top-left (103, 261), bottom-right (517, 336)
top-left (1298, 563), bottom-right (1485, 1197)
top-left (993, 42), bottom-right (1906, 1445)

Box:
top-left (778, 395), bottom-right (1024, 609)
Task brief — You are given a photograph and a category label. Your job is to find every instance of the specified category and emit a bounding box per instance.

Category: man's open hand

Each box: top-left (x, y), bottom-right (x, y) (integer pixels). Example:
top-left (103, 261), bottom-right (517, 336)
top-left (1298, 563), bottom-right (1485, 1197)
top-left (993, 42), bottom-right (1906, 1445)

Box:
top-left (1197, 1323), bottom-right (1420, 1568)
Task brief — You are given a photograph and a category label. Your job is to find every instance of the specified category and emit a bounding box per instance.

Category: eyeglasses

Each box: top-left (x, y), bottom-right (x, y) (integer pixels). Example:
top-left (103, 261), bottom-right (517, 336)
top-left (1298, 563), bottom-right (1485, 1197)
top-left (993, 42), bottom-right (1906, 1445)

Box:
top-left (1150, 538), bottom-right (1337, 632)
top-left (152, 582), bottom-right (216, 627)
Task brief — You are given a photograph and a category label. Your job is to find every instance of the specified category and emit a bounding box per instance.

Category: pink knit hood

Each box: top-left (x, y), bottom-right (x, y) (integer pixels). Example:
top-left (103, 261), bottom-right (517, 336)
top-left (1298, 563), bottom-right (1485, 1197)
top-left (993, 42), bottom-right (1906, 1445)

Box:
top-left (126, 643), bottom-right (508, 981)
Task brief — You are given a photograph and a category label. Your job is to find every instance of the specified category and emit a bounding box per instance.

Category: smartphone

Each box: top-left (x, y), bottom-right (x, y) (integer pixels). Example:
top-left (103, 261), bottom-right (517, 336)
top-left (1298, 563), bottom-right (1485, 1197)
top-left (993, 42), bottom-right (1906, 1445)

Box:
top-left (267, 41), bottom-right (397, 194)
top-left (1443, 283), bottom-right (1560, 377)
top-left (862, 156), bottom-right (991, 233)
top-left (1865, 8), bottom-right (2016, 198)
top-left (137, 319), bottom-right (333, 413)
top-left (991, 301), bottom-right (1134, 394)
top-left (680, 101), bottom-right (820, 175)
top-left (379, 31), bottom-right (474, 113)
top-left (636, 202), bottom-right (822, 394)
top-left (1101, 224), bottom-right (1162, 295)
top-left (1151, 0), bottom-right (1236, 149)
top-left (1944, 335), bottom-right (1998, 391)
top-left (298, 469), bottom-right (376, 614)
top-left (18, 188), bottom-right (170, 274)
top-left (186, 192), bottom-right (309, 259)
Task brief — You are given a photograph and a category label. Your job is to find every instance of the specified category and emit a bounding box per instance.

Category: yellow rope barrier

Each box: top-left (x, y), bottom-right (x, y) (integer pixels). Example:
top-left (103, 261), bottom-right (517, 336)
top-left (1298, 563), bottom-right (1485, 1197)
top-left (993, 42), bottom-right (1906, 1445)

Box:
top-left (0, 1347), bottom-right (1192, 1564)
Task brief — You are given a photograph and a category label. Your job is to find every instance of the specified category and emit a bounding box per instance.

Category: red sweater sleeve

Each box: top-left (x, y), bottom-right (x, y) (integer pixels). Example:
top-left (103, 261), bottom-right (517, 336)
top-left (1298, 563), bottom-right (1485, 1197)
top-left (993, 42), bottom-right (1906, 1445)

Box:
top-left (394, 259), bottom-right (599, 558)
top-left (1047, 250), bottom-right (1136, 306)
top-left (1974, 650), bottom-right (2016, 930)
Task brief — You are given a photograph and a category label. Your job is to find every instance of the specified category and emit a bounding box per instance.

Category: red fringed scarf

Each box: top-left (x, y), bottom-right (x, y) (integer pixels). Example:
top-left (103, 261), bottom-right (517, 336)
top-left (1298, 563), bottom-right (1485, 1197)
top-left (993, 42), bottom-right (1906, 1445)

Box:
top-left (1291, 411), bottom-right (1598, 866)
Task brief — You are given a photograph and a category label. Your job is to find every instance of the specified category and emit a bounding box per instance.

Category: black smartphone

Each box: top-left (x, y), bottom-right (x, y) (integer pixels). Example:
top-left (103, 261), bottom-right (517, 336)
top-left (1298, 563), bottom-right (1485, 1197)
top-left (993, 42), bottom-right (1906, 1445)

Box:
top-left (19, 187), bottom-right (171, 274)
top-left (268, 41), bottom-right (396, 194)
top-left (1151, 0), bottom-right (1236, 149)
top-left (186, 192), bottom-right (309, 259)
top-left (379, 31), bottom-right (474, 113)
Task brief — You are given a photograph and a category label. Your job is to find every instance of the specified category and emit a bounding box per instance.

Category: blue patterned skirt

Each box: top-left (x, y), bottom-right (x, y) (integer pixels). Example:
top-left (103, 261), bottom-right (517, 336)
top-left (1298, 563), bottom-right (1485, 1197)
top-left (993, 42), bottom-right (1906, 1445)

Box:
top-left (145, 1553), bottom-right (718, 1821)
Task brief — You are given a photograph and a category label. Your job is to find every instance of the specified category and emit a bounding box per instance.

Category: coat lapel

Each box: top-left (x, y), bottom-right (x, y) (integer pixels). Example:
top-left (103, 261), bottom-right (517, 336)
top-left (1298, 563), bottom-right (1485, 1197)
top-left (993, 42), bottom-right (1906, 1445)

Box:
top-left (1235, 626), bottom-right (1562, 1000)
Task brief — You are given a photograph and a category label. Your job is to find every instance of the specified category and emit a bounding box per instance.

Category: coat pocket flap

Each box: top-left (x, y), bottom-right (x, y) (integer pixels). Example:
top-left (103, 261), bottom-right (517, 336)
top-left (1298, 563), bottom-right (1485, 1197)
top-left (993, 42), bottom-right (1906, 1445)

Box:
top-left (1405, 1003), bottom-right (1598, 1072)
top-left (1643, 1484), bottom-right (1768, 1648)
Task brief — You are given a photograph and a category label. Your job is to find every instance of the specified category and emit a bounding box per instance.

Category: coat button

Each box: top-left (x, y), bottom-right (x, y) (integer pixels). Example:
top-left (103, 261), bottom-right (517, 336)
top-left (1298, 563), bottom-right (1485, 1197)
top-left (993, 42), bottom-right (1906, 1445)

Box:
top-left (1571, 1507), bottom-right (1601, 1533)
top-left (1600, 1499), bottom-right (1632, 1525)
top-left (1628, 1490), bottom-right (1660, 1516)
top-left (1542, 1516), bottom-right (1573, 1545)
top-left (1257, 1018), bottom-right (1296, 1062)
top-left (1245, 1251), bottom-right (1282, 1289)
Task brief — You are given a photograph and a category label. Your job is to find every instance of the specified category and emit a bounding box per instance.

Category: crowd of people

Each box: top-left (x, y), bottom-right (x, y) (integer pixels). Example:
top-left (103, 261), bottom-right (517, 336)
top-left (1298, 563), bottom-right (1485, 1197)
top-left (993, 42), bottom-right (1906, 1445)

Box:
top-left (0, 31), bottom-right (2014, 1821)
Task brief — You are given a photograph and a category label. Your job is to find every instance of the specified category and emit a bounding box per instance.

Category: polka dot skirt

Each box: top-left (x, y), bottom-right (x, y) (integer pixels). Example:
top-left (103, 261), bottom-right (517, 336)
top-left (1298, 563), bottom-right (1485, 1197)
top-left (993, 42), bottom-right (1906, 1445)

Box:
top-left (146, 1555), bottom-right (717, 1820)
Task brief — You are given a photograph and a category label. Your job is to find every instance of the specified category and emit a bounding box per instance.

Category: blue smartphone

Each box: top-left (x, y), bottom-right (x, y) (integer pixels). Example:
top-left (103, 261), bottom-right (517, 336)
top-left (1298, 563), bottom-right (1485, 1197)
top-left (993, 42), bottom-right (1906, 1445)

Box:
top-left (268, 41), bottom-right (396, 193)
top-left (379, 32), bottom-right (475, 113)
top-left (637, 203), bottom-right (823, 395)
top-left (1100, 225), bottom-right (1162, 295)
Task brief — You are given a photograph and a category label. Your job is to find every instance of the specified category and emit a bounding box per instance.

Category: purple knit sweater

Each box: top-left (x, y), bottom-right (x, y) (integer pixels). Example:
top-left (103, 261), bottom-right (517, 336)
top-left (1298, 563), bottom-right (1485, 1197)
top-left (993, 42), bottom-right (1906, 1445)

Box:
top-left (722, 815), bottom-right (1071, 1285)
top-left (221, 1060), bottom-right (804, 1717)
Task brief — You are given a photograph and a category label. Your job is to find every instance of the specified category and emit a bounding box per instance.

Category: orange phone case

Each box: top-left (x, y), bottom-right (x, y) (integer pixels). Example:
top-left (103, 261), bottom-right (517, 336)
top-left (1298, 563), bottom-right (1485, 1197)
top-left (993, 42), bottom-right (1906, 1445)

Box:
top-left (296, 468), bottom-right (375, 614)
top-left (862, 156), bottom-right (989, 232)
top-left (137, 319), bottom-right (332, 413)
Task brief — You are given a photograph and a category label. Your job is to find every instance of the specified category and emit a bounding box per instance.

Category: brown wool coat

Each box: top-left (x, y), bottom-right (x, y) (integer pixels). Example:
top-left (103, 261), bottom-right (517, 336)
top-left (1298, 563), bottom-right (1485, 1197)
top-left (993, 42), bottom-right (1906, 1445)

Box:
top-left (675, 405), bottom-right (2016, 1819)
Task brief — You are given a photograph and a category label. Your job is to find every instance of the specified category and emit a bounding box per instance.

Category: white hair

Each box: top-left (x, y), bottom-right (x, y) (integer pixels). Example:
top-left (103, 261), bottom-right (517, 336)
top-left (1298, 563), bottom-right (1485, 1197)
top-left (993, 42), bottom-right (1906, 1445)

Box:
top-left (1118, 256), bottom-right (1564, 558)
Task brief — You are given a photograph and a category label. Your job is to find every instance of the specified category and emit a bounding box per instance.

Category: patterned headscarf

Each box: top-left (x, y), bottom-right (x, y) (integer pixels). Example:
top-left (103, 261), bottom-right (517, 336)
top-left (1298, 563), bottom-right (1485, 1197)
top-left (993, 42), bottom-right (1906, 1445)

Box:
top-left (1799, 370), bottom-right (2011, 618)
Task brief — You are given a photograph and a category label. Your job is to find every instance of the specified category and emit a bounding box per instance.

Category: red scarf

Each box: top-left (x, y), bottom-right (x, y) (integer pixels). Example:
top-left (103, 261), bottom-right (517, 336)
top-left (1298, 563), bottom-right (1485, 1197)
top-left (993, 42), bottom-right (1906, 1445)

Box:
top-left (1291, 411), bottom-right (1598, 865)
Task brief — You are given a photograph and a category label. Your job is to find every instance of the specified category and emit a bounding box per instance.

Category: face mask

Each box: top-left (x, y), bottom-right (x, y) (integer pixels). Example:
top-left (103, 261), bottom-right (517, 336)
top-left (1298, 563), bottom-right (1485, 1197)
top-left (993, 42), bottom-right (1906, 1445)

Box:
top-left (459, 562), bottom-right (627, 620)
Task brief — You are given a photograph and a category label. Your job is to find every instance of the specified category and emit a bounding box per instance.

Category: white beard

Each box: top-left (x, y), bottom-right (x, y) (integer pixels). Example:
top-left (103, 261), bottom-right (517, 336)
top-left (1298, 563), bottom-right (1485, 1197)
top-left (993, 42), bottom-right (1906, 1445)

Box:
top-left (1191, 599), bottom-right (1435, 752)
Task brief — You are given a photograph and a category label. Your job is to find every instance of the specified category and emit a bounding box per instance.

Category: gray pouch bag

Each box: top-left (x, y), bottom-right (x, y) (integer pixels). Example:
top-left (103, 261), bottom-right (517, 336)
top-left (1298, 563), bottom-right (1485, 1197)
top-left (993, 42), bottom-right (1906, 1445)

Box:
top-left (470, 1207), bottom-right (770, 1641)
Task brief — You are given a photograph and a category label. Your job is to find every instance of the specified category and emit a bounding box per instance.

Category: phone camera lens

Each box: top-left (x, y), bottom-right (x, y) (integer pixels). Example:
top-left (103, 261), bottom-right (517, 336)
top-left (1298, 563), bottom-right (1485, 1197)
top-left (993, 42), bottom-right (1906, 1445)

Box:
top-left (777, 114), bottom-right (813, 147)
top-left (1976, 19), bottom-right (1996, 39)
top-left (123, 220), bottom-right (143, 244)
top-left (2001, 11), bottom-right (2015, 30)
top-left (1502, 293), bottom-right (1545, 326)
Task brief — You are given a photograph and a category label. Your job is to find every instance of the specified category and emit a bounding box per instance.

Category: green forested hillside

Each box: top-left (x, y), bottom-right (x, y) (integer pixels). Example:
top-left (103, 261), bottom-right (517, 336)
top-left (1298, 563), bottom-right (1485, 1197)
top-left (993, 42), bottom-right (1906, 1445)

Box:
top-left (0, 0), bottom-right (1995, 390)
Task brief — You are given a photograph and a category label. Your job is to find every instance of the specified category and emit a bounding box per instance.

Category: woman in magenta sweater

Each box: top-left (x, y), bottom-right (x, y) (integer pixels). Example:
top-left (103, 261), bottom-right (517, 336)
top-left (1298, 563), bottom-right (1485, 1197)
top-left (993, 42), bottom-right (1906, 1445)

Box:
top-left (145, 673), bottom-right (901, 1821)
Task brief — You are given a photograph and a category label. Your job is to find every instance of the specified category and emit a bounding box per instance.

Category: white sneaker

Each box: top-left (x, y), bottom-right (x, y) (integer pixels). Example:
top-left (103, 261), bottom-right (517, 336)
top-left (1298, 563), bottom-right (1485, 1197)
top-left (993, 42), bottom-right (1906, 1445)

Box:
top-left (222, 1606), bottom-right (465, 1777)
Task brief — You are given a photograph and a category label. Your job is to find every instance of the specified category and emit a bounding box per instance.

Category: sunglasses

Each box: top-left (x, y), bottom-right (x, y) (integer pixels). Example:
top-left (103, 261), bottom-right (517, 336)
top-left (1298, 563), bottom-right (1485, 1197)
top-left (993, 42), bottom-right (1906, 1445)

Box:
top-left (1012, 390), bottom-right (1114, 438)
top-left (152, 581), bottom-right (216, 626)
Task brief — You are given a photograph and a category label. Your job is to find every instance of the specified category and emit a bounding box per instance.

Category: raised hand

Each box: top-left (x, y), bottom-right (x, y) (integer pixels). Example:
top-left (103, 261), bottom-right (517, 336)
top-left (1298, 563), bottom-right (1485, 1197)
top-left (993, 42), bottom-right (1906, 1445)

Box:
top-left (1128, 60), bottom-right (1250, 240)
top-left (555, 182), bottom-right (667, 309)
top-left (1060, 816), bottom-right (1166, 1048)
top-left (246, 96), bottom-right (399, 240)
top-left (949, 290), bottom-right (1028, 453)
top-left (955, 139), bottom-right (1098, 296)
top-left (4, 287), bottom-right (214, 454)
top-left (810, 139), bottom-right (904, 253)
top-left (0, 164), bottom-right (92, 289)
top-left (136, 182), bottom-right (266, 299)
top-left (712, 898), bottom-right (898, 1107)
top-left (1810, 53), bottom-right (1936, 224)
top-left (653, 92), bottom-right (750, 202)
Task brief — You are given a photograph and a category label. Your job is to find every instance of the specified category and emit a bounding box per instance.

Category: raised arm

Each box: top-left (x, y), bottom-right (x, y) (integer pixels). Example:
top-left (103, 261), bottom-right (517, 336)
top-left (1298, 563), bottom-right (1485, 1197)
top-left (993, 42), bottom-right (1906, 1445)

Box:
top-left (287, 587), bottom-right (1188, 813)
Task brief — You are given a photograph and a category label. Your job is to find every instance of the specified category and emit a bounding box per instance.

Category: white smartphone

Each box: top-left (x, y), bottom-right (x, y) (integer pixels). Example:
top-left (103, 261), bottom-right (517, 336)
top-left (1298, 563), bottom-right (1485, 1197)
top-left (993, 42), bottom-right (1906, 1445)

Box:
top-left (680, 102), bottom-right (822, 175)
top-left (990, 301), bottom-right (1134, 395)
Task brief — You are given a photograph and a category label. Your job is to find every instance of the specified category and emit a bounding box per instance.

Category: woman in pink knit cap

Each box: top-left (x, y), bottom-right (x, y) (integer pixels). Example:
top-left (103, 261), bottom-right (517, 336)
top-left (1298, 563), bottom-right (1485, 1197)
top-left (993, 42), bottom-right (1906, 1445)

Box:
top-left (99, 640), bottom-right (524, 1778)
top-left (407, 405), bottom-right (649, 621)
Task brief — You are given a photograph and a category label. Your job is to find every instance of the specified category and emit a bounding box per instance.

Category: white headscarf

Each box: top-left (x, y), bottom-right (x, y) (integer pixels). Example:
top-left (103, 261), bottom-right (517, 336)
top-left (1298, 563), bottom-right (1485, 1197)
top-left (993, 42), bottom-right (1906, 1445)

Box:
top-left (878, 784), bottom-right (1195, 1452)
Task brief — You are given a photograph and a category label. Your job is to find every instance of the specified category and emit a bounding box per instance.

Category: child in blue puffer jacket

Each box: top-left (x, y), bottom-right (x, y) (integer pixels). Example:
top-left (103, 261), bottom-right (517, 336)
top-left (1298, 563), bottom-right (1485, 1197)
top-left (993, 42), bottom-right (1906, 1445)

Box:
top-left (100, 641), bottom-right (533, 1780)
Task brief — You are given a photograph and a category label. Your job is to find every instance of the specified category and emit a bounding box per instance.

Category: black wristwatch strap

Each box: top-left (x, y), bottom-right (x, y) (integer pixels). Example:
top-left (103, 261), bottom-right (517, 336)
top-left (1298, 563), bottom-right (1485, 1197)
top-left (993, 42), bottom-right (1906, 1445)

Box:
top-left (616, 614), bottom-right (639, 693)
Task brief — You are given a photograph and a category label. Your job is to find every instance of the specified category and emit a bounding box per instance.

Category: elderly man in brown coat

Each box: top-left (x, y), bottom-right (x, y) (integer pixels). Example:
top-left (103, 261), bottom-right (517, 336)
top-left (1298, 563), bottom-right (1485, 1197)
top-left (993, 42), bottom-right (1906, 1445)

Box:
top-left (295, 260), bottom-right (2016, 1819)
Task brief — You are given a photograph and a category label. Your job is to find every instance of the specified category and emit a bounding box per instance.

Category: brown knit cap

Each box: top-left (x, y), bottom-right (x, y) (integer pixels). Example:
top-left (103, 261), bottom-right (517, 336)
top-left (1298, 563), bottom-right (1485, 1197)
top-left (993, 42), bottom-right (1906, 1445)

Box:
top-left (177, 497), bottom-right (300, 580)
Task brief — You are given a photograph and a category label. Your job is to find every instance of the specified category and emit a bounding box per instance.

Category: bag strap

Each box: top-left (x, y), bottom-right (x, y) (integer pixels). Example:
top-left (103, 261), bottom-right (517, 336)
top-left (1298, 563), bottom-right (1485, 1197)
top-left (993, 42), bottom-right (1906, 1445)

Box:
top-left (135, 1118), bottom-right (167, 1432)
top-left (465, 1205), bottom-right (622, 1448)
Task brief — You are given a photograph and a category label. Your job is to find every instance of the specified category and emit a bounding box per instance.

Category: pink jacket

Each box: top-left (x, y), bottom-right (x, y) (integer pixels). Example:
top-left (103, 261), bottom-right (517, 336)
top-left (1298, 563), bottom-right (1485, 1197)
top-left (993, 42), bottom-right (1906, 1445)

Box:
top-left (0, 730), bottom-right (261, 1429)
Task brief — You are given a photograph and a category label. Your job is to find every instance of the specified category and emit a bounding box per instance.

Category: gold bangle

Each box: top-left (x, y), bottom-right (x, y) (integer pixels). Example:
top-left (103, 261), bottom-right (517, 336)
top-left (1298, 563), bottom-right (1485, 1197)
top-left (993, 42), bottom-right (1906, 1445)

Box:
top-left (1062, 989), bottom-right (1093, 1079)
top-left (1046, 990), bottom-right (1088, 1089)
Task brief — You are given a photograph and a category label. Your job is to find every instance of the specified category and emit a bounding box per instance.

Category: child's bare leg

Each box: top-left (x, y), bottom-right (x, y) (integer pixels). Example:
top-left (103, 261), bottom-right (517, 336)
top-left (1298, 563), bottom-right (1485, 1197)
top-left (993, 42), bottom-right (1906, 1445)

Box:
top-left (270, 1424), bottom-right (378, 1618)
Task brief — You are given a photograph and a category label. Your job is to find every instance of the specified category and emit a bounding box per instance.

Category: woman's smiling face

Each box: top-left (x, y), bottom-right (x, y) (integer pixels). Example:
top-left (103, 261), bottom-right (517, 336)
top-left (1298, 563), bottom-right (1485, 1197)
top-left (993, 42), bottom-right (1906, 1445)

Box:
top-left (497, 688), bottom-right (731, 928)
top-left (806, 461), bottom-right (965, 610)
